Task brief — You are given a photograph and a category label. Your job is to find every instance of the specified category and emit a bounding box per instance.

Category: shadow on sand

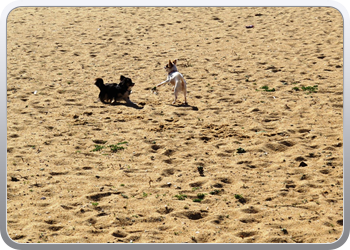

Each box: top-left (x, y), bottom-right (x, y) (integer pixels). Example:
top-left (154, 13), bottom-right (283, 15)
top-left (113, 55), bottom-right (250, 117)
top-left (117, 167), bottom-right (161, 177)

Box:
top-left (109, 102), bottom-right (144, 109)
top-left (168, 103), bottom-right (199, 110)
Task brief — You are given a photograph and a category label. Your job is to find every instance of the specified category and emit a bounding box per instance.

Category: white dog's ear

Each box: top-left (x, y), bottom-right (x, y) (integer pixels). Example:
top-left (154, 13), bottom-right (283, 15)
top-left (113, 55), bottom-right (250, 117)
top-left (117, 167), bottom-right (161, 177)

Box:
top-left (173, 59), bottom-right (178, 65)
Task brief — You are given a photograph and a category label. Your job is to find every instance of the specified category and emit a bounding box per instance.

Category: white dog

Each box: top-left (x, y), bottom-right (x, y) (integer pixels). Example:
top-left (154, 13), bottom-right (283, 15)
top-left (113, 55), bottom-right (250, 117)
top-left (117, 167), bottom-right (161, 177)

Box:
top-left (156, 59), bottom-right (187, 105)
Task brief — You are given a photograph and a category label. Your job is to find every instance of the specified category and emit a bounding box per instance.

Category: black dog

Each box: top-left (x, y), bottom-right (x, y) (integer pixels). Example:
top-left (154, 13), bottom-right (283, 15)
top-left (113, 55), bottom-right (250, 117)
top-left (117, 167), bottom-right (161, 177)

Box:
top-left (94, 75), bottom-right (135, 105)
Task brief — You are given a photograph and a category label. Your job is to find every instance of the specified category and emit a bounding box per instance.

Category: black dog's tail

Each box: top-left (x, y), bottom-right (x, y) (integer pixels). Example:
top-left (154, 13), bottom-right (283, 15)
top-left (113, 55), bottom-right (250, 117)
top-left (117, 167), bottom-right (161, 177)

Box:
top-left (95, 78), bottom-right (105, 90)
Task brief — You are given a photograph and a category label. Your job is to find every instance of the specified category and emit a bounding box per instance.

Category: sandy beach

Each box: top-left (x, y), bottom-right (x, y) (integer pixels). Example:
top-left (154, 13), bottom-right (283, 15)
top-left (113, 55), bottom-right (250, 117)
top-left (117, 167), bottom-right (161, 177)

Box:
top-left (7, 7), bottom-right (343, 243)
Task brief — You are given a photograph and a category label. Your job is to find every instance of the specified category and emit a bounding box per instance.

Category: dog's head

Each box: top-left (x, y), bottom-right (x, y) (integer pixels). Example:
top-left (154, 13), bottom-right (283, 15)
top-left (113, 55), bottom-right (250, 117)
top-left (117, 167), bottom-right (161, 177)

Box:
top-left (95, 78), bottom-right (104, 89)
top-left (119, 75), bottom-right (135, 90)
top-left (164, 59), bottom-right (178, 74)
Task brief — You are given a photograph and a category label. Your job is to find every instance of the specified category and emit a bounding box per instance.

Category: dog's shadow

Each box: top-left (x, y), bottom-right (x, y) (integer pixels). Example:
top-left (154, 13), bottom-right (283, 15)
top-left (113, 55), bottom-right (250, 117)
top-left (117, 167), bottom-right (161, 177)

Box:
top-left (109, 102), bottom-right (144, 109)
top-left (168, 103), bottom-right (199, 110)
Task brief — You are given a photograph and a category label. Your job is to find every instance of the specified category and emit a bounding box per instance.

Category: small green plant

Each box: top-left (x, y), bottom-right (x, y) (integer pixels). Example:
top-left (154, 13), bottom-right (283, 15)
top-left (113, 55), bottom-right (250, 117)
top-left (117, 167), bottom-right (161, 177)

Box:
top-left (121, 194), bottom-right (128, 199)
top-left (260, 86), bottom-right (275, 92)
top-left (237, 147), bottom-right (246, 153)
top-left (210, 190), bottom-right (221, 195)
top-left (109, 141), bottom-right (128, 152)
top-left (234, 194), bottom-right (244, 199)
top-left (92, 145), bottom-right (105, 152)
top-left (143, 192), bottom-right (148, 198)
top-left (193, 193), bottom-right (207, 202)
top-left (192, 187), bottom-right (201, 191)
top-left (234, 194), bottom-right (246, 204)
top-left (301, 85), bottom-right (318, 93)
top-left (292, 86), bottom-right (300, 91)
top-left (175, 194), bottom-right (187, 200)
top-left (120, 184), bottom-right (125, 186)
top-left (197, 193), bottom-right (207, 199)
top-left (92, 202), bottom-right (99, 207)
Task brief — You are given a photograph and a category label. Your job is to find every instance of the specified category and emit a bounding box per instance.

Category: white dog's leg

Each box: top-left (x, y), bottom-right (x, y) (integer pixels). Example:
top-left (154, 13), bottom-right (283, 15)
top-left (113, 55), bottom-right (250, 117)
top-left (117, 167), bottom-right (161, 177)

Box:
top-left (173, 81), bottom-right (179, 104)
top-left (157, 79), bottom-right (169, 87)
top-left (173, 93), bottom-right (178, 104)
top-left (183, 79), bottom-right (187, 105)
top-left (182, 79), bottom-right (187, 105)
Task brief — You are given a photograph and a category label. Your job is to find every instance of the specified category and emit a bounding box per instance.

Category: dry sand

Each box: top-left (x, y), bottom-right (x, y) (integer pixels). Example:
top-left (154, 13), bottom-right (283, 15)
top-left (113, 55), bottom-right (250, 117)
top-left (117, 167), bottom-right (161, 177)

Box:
top-left (7, 7), bottom-right (343, 243)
